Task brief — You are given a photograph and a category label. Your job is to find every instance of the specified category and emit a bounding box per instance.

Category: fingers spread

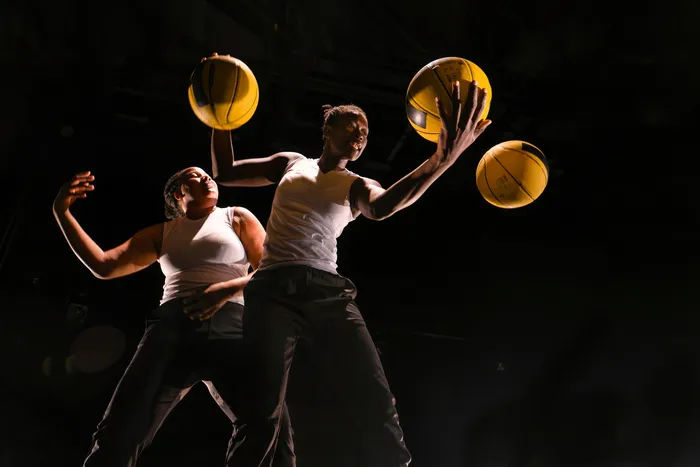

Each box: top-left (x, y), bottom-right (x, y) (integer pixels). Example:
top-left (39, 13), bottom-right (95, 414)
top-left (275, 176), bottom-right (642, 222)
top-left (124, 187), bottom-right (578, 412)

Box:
top-left (471, 87), bottom-right (488, 126)
top-left (435, 97), bottom-right (448, 130)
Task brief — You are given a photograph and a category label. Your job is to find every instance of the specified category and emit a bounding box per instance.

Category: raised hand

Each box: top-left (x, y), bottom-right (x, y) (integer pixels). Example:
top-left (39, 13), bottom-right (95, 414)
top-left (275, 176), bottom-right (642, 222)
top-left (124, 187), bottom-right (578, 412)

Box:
top-left (53, 171), bottom-right (95, 214)
top-left (200, 52), bottom-right (231, 63)
top-left (435, 80), bottom-right (492, 165)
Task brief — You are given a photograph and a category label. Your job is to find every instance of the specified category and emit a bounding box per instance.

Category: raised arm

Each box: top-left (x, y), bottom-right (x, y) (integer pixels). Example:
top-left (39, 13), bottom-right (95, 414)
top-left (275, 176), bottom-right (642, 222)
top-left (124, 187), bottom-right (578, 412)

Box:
top-left (350, 80), bottom-right (491, 221)
top-left (210, 129), bottom-right (303, 187)
top-left (52, 171), bottom-right (162, 280)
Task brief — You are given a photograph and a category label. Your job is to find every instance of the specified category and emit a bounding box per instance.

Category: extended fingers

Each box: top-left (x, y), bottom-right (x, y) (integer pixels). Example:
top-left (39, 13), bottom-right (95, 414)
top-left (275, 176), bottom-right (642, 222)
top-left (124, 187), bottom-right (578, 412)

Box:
top-left (457, 80), bottom-right (478, 129)
top-left (68, 182), bottom-right (94, 195)
top-left (471, 86), bottom-right (489, 126)
top-left (435, 96), bottom-right (448, 131)
top-left (452, 81), bottom-right (463, 127)
top-left (474, 119), bottom-right (493, 137)
top-left (70, 172), bottom-right (94, 186)
top-left (199, 308), bottom-right (217, 320)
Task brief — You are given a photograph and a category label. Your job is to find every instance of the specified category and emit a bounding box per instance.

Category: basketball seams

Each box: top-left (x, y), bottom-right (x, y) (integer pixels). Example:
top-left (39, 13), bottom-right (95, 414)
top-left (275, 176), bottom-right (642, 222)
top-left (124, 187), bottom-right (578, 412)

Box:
top-left (206, 62), bottom-right (220, 126)
top-left (500, 145), bottom-right (549, 181)
top-left (463, 59), bottom-right (475, 86)
top-left (229, 88), bottom-right (259, 127)
top-left (189, 59), bottom-right (259, 130)
top-left (430, 67), bottom-right (454, 113)
top-left (224, 64), bottom-right (241, 123)
top-left (489, 150), bottom-right (535, 201)
top-left (482, 153), bottom-right (505, 207)
top-left (406, 95), bottom-right (440, 137)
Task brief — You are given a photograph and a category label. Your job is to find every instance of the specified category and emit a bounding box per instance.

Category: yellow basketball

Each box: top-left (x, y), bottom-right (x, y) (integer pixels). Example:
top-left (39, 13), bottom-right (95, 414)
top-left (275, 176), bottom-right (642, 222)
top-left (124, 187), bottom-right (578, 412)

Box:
top-left (405, 57), bottom-right (492, 142)
top-left (188, 55), bottom-right (259, 130)
top-left (476, 140), bottom-right (549, 209)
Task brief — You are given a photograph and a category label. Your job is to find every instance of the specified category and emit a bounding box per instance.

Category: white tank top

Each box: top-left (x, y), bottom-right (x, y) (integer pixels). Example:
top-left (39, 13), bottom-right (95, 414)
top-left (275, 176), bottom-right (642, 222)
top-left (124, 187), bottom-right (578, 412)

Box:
top-left (158, 206), bottom-right (249, 305)
top-left (259, 157), bottom-right (360, 274)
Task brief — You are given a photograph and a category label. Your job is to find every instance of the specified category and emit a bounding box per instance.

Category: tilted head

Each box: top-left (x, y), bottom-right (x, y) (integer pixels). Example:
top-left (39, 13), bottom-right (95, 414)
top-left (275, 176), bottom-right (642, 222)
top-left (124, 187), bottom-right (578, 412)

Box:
top-left (321, 104), bottom-right (369, 161)
top-left (163, 167), bottom-right (218, 219)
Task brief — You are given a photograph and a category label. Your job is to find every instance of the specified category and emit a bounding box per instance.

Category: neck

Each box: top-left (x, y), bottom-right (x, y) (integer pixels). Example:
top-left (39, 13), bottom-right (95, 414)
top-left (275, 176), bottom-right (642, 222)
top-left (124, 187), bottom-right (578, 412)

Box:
top-left (184, 204), bottom-right (216, 220)
top-left (318, 148), bottom-right (348, 173)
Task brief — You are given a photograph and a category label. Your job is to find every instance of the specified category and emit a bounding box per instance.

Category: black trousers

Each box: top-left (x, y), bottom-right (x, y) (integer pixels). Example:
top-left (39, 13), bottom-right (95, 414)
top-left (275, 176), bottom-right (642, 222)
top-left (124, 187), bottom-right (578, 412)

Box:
top-left (227, 265), bottom-right (411, 467)
top-left (82, 299), bottom-right (295, 467)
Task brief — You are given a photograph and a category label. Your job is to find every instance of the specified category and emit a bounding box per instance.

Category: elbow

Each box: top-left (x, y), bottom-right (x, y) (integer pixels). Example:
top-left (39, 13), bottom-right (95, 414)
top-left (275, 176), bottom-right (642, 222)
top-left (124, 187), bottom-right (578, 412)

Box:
top-left (90, 260), bottom-right (117, 280)
top-left (91, 268), bottom-right (114, 280)
top-left (213, 174), bottom-right (237, 187)
top-left (366, 204), bottom-right (393, 222)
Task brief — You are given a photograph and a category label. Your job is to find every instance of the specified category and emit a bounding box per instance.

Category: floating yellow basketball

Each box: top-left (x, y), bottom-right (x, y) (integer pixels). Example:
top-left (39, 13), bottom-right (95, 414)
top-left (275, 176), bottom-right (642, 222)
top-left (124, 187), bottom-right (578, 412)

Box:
top-left (406, 57), bottom-right (492, 142)
top-left (188, 55), bottom-right (259, 130)
top-left (476, 141), bottom-right (549, 209)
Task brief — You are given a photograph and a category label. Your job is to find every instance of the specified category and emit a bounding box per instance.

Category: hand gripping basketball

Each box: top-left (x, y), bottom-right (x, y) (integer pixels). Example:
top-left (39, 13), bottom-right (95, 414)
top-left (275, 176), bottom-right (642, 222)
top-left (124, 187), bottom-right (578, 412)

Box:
top-left (435, 80), bottom-right (492, 166)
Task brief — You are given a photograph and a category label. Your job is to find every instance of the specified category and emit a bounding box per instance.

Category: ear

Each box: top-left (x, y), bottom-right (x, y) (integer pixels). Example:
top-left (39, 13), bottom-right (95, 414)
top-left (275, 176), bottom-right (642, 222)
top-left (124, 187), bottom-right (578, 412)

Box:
top-left (173, 183), bottom-right (186, 201)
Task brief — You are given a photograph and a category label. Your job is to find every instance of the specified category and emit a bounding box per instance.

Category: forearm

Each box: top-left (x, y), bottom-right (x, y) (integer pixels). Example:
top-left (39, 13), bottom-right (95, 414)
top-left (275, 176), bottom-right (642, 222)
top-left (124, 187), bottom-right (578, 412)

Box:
top-left (53, 209), bottom-right (109, 278)
top-left (371, 152), bottom-right (451, 219)
top-left (211, 129), bottom-right (234, 179)
top-left (216, 272), bottom-right (254, 299)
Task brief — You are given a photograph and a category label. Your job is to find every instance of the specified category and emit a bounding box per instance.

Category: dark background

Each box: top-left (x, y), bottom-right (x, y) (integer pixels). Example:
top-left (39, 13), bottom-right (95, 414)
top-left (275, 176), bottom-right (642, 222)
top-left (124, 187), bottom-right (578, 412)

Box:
top-left (1, 1), bottom-right (698, 466)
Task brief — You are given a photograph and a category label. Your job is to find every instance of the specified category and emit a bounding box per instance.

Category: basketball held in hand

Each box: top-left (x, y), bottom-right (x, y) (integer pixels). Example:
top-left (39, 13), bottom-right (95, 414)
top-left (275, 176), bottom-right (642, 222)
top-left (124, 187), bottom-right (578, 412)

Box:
top-left (188, 53), bottom-right (259, 130)
top-left (406, 56), bottom-right (492, 143)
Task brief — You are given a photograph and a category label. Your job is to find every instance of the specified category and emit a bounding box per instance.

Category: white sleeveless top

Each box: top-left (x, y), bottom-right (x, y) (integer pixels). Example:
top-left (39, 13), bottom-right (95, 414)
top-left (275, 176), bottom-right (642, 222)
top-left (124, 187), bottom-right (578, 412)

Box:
top-left (259, 157), bottom-right (361, 274)
top-left (158, 206), bottom-right (249, 305)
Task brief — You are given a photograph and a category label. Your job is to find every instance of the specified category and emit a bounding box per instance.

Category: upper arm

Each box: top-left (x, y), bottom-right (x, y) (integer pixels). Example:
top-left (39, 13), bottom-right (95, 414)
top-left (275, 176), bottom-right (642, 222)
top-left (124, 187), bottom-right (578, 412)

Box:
top-left (349, 177), bottom-right (386, 220)
top-left (100, 223), bottom-right (163, 279)
top-left (232, 207), bottom-right (266, 270)
top-left (215, 152), bottom-right (304, 187)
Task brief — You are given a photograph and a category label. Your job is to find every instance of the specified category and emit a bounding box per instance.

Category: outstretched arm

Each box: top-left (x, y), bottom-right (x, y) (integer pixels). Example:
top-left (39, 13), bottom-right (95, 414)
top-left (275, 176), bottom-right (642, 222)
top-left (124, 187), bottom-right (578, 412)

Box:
top-left (210, 129), bottom-right (303, 187)
top-left (350, 80), bottom-right (491, 221)
top-left (53, 171), bottom-right (162, 279)
top-left (182, 206), bottom-right (267, 320)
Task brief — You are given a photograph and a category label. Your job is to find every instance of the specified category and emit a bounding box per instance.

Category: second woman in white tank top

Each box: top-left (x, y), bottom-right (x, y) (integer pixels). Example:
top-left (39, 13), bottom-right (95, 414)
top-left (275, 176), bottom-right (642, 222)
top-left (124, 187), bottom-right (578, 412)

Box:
top-left (53, 166), bottom-right (295, 466)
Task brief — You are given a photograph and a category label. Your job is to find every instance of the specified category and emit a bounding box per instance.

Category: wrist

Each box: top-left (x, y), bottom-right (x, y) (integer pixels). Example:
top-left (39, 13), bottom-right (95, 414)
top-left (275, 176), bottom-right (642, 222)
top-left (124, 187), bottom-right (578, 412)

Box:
top-left (53, 204), bottom-right (70, 218)
top-left (430, 151), bottom-right (454, 172)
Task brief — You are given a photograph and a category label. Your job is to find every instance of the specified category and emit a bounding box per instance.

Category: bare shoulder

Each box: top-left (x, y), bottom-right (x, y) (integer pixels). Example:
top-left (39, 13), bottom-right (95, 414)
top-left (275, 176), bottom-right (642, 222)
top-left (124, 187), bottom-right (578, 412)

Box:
top-left (230, 206), bottom-right (264, 235)
top-left (231, 206), bottom-right (258, 223)
top-left (360, 176), bottom-right (383, 188)
top-left (350, 176), bottom-right (383, 194)
top-left (137, 222), bottom-right (165, 241)
top-left (134, 222), bottom-right (165, 256)
top-left (273, 151), bottom-right (305, 166)
top-left (349, 176), bottom-right (385, 214)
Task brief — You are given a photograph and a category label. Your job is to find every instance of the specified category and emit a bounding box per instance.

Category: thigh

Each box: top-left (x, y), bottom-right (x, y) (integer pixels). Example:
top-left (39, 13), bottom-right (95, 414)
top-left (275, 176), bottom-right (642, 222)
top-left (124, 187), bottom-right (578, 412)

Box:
top-left (84, 316), bottom-right (199, 465)
top-left (243, 285), bottom-right (303, 418)
top-left (315, 300), bottom-right (396, 421)
top-left (101, 318), bottom-right (186, 419)
top-left (203, 338), bottom-right (249, 423)
top-left (314, 300), bottom-right (411, 466)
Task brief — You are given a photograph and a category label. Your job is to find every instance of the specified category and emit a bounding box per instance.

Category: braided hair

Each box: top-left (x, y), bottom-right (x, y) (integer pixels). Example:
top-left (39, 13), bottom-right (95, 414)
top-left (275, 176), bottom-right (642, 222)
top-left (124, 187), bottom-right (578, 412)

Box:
top-left (163, 168), bottom-right (190, 220)
top-left (321, 104), bottom-right (367, 141)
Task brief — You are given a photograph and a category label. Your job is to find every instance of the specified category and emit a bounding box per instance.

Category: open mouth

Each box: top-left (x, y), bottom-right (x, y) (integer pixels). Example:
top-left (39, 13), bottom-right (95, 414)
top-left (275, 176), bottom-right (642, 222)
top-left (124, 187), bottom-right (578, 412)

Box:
top-left (351, 141), bottom-right (361, 151)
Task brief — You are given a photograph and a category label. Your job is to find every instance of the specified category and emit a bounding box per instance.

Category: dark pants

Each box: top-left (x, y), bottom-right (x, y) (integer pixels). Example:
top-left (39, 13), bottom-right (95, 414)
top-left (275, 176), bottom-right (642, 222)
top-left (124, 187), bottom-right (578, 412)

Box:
top-left (228, 265), bottom-right (411, 467)
top-left (83, 299), bottom-right (295, 467)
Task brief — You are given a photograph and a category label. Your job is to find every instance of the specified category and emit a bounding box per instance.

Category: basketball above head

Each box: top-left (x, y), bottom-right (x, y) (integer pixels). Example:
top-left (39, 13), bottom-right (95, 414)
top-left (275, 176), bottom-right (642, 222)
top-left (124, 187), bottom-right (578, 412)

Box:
top-left (405, 57), bottom-right (492, 143)
top-left (476, 140), bottom-right (549, 209)
top-left (188, 54), bottom-right (259, 130)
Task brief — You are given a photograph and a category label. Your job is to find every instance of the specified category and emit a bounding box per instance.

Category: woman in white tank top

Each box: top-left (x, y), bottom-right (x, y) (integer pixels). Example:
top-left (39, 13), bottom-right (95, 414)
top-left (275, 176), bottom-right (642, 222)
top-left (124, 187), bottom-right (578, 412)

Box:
top-left (53, 166), bottom-right (295, 467)
top-left (208, 48), bottom-right (491, 467)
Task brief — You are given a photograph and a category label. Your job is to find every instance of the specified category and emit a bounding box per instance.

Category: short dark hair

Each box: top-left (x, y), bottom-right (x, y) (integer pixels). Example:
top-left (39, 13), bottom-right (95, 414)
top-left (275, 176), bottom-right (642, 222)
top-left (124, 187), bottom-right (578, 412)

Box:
top-left (163, 168), bottom-right (190, 220)
top-left (321, 104), bottom-right (367, 140)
